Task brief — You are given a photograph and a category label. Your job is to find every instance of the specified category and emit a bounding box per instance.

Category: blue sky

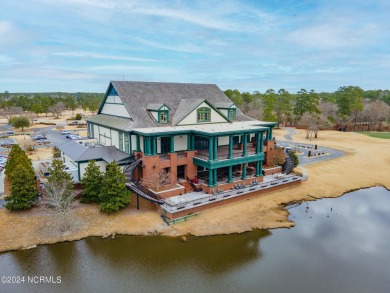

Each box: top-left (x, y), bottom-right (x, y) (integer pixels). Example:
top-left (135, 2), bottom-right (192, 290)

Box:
top-left (1, 0), bottom-right (390, 93)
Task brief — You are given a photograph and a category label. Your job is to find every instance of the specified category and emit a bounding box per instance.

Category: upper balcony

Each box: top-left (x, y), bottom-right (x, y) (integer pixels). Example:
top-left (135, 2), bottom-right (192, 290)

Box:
top-left (195, 143), bottom-right (266, 160)
top-left (193, 144), bottom-right (264, 168)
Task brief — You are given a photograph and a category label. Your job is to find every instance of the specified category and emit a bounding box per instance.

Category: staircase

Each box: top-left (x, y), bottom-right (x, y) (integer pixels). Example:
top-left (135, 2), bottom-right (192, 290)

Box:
top-left (179, 180), bottom-right (193, 193)
top-left (282, 154), bottom-right (294, 175)
top-left (123, 159), bottom-right (165, 205)
top-left (124, 158), bottom-right (142, 182)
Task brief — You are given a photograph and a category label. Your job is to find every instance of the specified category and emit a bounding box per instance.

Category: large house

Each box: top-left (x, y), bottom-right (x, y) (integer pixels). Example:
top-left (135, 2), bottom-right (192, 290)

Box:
top-left (86, 81), bottom-right (302, 221)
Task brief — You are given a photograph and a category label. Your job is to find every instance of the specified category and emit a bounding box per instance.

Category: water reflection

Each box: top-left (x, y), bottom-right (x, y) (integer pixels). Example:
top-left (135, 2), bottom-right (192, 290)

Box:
top-left (82, 229), bottom-right (270, 275)
top-left (290, 187), bottom-right (390, 259)
top-left (1, 187), bottom-right (390, 293)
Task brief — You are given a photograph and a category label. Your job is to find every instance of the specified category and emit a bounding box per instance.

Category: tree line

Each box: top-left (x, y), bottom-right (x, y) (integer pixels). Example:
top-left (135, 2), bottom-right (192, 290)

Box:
top-left (225, 86), bottom-right (390, 133)
top-left (0, 91), bottom-right (103, 119)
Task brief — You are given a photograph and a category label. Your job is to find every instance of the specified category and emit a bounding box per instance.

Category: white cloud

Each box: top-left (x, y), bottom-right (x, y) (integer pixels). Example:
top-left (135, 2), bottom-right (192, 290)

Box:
top-left (52, 51), bottom-right (156, 62)
top-left (134, 37), bottom-right (204, 54)
top-left (288, 22), bottom-right (379, 49)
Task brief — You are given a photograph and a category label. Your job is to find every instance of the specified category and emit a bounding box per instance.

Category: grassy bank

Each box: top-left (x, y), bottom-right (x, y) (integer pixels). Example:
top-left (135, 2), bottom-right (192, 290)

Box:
top-left (358, 132), bottom-right (390, 139)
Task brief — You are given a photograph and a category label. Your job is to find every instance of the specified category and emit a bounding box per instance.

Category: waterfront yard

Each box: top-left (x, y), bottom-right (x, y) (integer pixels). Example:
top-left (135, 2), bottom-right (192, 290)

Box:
top-left (0, 129), bottom-right (390, 252)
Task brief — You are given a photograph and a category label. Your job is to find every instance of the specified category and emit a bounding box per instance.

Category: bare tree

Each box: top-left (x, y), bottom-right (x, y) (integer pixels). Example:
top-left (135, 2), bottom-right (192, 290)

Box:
top-left (141, 169), bottom-right (171, 191)
top-left (362, 101), bottom-right (390, 131)
top-left (45, 181), bottom-right (76, 231)
top-left (300, 113), bottom-right (333, 140)
top-left (49, 101), bottom-right (65, 118)
top-left (44, 160), bottom-right (76, 232)
top-left (242, 99), bottom-right (264, 120)
top-left (272, 147), bottom-right (286, 166)
top-left (40, 128), bottom-right (49, 138)
top-left (0, 106), bottom-right (23, 120)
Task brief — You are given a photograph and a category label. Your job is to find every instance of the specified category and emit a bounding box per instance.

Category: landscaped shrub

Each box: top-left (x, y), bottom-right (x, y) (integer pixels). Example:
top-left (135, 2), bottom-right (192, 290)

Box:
top-left (290, 151), bottom-right (299, 167)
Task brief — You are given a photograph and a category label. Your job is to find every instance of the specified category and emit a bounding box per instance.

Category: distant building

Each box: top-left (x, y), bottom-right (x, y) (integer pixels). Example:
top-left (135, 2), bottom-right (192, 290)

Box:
top-left (57, 141), bottom-right (131, 182)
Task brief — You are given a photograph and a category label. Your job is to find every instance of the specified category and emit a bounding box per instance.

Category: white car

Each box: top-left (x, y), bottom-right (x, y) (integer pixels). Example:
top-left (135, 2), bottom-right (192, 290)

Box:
top-left (62, 130), bottom-right (71, 135)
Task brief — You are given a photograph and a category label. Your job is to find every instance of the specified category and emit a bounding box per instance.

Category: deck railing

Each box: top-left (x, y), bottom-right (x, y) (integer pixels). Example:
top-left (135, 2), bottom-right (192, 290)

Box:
top-left (162, 175), bottom-right (302, 213)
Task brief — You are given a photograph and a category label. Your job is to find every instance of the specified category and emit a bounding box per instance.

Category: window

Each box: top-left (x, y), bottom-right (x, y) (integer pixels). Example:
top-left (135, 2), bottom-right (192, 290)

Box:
top-left (124, 134), bottom-right (130, 153)
top-left (229, 109), bottom-right (236, 119)
top-left (159, 111), bottom-right (168, 123)
top-left (194, 136), bottom-right (209, 150)
top-left (119, 132), bottom-right (124, 151)
top-left (197, 107), bottom-right (211, 122)
top-left (160, 137), bottom-right (171, 154)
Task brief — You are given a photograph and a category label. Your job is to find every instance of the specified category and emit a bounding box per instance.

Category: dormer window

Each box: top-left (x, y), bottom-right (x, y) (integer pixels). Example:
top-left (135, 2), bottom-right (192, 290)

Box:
top-left (147, 103), bottom-right (171, 124)
top-left (229, 108), bottom-right (236, 119)
top-left (159, 111), bottom-right (168, 123)
top-left (215, 102), bottom-right (237, 120)
top-left (197, 107), bottom-right (211, 122)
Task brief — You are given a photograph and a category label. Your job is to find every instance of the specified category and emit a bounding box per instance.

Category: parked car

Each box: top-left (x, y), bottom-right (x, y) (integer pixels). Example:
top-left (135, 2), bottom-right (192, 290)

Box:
top-left (69, 134), bottom-right (82, 140)
top-left (69, 121), bottom-right (79, 125)
top-left (36, 138), bottom-right (48, 143)
top-left (6, 130), bottom-right (14, 135)
top-left (61, 130), bottom-right (71, 135)
top-left (31, 135), bottom-right (45, 140)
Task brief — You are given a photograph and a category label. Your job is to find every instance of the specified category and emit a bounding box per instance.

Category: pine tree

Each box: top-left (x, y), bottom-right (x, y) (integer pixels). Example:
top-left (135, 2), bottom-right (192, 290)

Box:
top-left (4, 144), bottom-right (25, 176)
top-left (48, 159), bottom-right (73, 188)
top-left (4, 144), bottom-right (37, 211)
top-left (81, 160), bottom-right (103, 203)
top-left (5, 165), bottom-right (38, 210)
top-left (99, 161), bottom-right (130, 213)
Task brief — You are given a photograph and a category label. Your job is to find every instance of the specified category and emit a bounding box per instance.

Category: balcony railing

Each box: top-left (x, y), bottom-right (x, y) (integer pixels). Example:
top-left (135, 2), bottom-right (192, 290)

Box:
top-left (194, 150), bottom-right (258, 161)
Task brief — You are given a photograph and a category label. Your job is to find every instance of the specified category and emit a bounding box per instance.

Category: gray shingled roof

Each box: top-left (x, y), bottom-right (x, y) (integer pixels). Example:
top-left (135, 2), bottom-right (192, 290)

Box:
top-left (87, 114), bottom-right (134, 131)
top-left (58, 141), bottom-right (86, 162)
top-left (95, 81), bottom-right (255, 128)
top-left (146, 103), bottom-right (164, 110)
top-left (171, 99), bottom-right (204, 125)
top-left (215, 102), bottom-right (234, 108)
top-left (76, 146), bottom-right (130, 162)
top-left (58, 141), bottom-right (131, 163)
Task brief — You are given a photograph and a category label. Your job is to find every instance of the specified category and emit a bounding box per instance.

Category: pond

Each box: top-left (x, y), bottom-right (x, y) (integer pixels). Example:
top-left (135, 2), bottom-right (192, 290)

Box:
top-left (1, 187), bottom-right (390, 293)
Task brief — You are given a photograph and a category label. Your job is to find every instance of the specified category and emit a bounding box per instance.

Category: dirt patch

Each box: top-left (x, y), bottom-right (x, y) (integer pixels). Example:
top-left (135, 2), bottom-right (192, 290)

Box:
top-left (1, 130), bottom-right (390, 252)
top-left (28, 147), bottom-right (53, 161)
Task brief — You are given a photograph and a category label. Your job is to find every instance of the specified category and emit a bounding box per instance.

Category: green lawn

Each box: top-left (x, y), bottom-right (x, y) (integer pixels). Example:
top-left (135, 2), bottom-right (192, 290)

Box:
top-left (359, 132), bottom-right (390, 139)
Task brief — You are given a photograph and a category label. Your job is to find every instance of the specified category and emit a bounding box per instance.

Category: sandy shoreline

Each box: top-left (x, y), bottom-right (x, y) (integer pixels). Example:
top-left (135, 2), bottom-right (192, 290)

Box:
top-left (1, 129), bottom-right (390, 253)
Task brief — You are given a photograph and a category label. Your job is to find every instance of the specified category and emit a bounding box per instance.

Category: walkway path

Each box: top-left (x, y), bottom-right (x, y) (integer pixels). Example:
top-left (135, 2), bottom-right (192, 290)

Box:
top-left (282, 127), bottom-right (301, 141)
top-left (277, 127), bottom-right (344, 166)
